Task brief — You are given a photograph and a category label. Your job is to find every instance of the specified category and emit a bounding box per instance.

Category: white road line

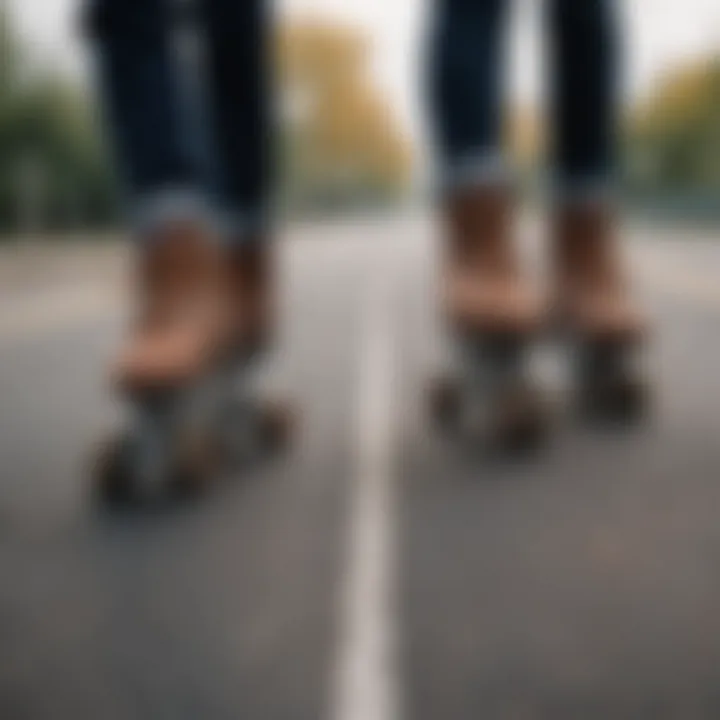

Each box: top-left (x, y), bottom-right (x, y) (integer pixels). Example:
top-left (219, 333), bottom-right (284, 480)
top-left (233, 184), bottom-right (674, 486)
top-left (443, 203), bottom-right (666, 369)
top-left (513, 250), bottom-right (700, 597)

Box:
top-left (330, 264), bottom-right (402, 720)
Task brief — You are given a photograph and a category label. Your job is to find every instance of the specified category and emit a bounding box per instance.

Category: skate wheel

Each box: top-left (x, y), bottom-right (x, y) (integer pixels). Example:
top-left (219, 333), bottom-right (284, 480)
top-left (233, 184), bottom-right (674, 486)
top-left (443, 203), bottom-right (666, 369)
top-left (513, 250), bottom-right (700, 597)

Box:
top-left (579, 376), bottom-right (649, 424)
top-left (575, 339), bottom-right (650, 425)
top-left (169, 430), bottom-right (222, 498)
top-left (215, 397), bottom-right (295, 470)
top-left (488, 384), bottom-right (548, 455)
top-left (257, 400), bottom-right (296, 454)
top-left (91, 435), bottom-right (134, 506)
top-left (428, 375), bottom-right (461, 430)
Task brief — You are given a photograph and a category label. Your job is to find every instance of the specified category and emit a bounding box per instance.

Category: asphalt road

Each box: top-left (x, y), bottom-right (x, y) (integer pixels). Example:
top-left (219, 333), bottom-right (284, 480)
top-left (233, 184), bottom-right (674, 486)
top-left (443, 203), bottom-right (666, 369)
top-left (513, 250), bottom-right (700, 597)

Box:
top-left (2, 214), bottom-right (720, 720)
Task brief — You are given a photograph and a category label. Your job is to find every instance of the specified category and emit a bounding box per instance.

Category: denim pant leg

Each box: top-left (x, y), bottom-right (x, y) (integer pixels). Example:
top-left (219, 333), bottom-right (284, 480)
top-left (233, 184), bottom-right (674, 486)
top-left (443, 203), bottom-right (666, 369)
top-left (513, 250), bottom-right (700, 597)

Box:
top-left (200, 0), bottom-right (270, 240)
top-left (429, 0), bottom-right (509, 191)
top-left (547, 0), bottom-right (620, 199)
top-left (86, 0), bottom-right (206, 231)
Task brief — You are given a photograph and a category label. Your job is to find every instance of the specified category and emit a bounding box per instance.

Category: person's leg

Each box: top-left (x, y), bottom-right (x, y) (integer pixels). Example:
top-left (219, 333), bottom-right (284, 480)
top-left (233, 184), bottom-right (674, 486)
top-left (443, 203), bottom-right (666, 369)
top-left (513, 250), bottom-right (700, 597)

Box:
top-left (428, 0), bottom-right (547, 451)
top-left (430, 0), bottom-right (508, 189)
top-left (86, 0), bottom-right (212, 231)
top-left (201, 0), bottom-right (275, 354)
top-left (547, 0), bottom-right (618, 198)
top-left (547, 0), bottom-right (648, 420)
top-left (200, 0), bottom-right (270, 238)
top-left (86, 0), bottom-right (227, 403)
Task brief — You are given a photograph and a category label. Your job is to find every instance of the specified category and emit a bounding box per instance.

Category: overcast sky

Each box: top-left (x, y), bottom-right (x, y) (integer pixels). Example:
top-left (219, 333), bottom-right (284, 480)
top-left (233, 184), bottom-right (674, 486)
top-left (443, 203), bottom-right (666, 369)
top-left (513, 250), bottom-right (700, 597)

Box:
top-left (8, 0), bottom-right (720, 139)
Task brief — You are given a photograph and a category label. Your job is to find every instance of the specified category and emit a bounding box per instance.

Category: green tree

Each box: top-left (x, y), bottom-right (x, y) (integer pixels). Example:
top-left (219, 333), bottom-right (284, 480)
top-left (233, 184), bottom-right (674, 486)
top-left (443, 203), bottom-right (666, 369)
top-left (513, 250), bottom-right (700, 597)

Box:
top-left (625, 58), bottom-right (720, 195)
top-left (0, 7), bottom-right (119, 236)
top-left (277, 20), bottom-right (413, 213)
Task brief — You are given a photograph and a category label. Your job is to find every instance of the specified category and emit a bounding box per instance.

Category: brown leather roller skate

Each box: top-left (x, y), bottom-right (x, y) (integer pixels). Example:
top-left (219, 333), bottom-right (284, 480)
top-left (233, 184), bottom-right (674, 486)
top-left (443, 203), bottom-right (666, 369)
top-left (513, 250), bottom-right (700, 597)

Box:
top-left (552, 201), bottom-right (650, 423)
top-left (430, 185), bottom-right (548, 454)
top-left (217, 240), bottom-right (294, 464)
top-left (94, 220), bottom-right (229, 506)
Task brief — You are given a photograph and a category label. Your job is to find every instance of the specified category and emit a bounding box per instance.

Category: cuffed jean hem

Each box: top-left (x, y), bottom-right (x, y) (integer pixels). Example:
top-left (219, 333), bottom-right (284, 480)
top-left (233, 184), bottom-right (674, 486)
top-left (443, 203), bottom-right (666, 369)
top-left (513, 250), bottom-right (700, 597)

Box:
top-left (551, 174), bottom-right (616, 208)
top-left (220, 207), bottom-right (271, 244)
top-left (437, 148), bottom-right (513, 197)
top-left (131, 186), bottom-right (221, 240)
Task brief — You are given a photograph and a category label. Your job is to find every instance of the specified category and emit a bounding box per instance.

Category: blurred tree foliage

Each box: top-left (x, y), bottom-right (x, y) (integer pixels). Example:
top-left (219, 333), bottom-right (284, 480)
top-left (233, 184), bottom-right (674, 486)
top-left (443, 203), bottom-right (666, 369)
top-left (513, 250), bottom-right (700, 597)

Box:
top-left (624, 58), bottom-right (720, 198)
top-left (507, 57), bottom-right (720, 218)
top-left (0, 8), bottom-right (119, 234)
top-left (277, 21), bottom-right (413, 214)
top-left (0, 10), bottom-right (413, 236)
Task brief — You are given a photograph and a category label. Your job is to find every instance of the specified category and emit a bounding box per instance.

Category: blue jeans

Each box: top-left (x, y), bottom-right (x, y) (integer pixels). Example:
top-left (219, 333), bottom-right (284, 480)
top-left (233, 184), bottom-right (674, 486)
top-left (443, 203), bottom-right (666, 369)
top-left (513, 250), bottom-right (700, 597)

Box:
top-left (430, 0), bottom-right (619, 196)
top-left (86, 0), bottom-right (270, 238)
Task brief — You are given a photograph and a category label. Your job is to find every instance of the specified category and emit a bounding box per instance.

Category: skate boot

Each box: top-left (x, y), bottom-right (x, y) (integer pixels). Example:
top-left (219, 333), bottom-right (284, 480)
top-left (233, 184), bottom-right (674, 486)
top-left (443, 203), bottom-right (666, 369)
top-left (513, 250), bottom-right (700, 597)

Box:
top-left (94, 221), bottom-right (229, 505)
top-left (552, 202), bottom-right (649, 423)
top-left (429, 186), bottom-right (548, 454)
top-left (217, 241), bottom-right (293, 464)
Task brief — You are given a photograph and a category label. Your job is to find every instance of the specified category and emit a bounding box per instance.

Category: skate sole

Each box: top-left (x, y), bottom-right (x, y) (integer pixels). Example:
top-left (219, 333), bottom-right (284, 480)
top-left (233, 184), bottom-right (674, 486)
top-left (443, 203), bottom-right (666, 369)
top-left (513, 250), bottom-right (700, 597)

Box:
top-left (571, 338), bottom-right (651, 426)
top-left (92, 363), bottom-right (296, 510)
top-left (428, 373), bottom-right (549, 457)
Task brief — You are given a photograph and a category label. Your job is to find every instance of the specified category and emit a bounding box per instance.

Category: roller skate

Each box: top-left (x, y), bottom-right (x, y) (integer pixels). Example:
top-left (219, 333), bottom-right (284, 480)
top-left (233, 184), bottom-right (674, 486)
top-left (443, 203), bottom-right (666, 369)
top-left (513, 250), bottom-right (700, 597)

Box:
top-left (216, 241), bottom-right (294, 467)
top-left (429, 186), bottom-right (548, 455)
top-left (94, 221), bottom-right (229, 506)
top-left (552, 202), bottom-right (650, 424)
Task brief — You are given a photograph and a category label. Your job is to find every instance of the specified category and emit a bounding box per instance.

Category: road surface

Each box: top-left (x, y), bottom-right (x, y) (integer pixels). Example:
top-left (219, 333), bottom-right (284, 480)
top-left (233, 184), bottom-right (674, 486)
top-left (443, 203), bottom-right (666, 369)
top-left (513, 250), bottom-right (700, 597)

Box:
top-left (2, 214), bottom-right (720, 719)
